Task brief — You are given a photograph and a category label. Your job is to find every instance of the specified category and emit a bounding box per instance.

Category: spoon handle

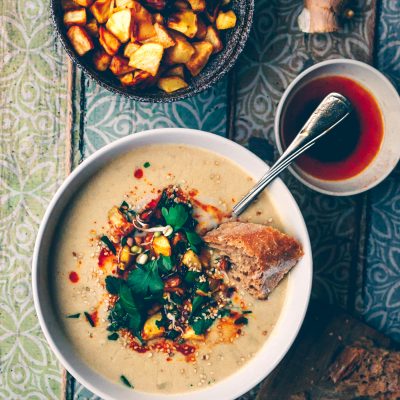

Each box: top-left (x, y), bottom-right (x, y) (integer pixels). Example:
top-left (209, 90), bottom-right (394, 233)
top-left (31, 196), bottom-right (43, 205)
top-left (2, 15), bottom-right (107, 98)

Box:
top-left (232, 93), bottom-right (352, 217)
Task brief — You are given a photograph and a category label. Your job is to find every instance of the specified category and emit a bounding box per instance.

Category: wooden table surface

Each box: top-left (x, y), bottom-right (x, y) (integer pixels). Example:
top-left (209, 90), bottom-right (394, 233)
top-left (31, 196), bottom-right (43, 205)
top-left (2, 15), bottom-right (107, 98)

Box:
top-left (1, 0), bottom-right (399, 399)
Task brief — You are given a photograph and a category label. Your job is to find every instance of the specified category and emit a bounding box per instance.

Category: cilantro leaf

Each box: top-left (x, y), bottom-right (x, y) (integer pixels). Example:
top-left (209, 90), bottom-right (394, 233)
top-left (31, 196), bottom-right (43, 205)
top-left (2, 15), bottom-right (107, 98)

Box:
top-left (184, 271), bottom-right (200, 284)
top-left (190, 315), bottom-right (215, 335)
top-left (185, 230), bottom-right (203, 251)
top-left (161, 204), bottom-right (188, 230)
top-left (127, 261), bottom-right (164, 299)
top-left (105, 276), bottom-right (122, 295)
top-left (158, 255), bottom-right (173, 274)
top-left (191, 295), bottom-right (208, 315)
top-left (66, 313), bottom-right (80, 319)
top-left (119, 284), bottom-right (142, 332)
top-left (120, 375), bottom-right (133, 388)
top-left (101, 235), bottom-right (116, 255)
top-left (107, 332), bottom-right (119, 340)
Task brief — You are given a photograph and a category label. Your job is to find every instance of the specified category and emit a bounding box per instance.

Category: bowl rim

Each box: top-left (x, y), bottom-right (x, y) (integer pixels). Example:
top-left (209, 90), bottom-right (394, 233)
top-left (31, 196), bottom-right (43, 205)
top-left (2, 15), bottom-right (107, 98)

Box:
top-left (274, 58), bottom-right (400, 196)
top-left (32, 128), bottom-right (312, 400)
top-left (50, 0), bottom-right (254, 102)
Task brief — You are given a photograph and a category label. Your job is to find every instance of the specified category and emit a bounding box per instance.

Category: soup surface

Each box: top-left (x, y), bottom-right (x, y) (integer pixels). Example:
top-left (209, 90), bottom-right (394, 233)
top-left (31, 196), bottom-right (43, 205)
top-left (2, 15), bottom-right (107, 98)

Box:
top-left (51, 144), bottom-right (288, 393)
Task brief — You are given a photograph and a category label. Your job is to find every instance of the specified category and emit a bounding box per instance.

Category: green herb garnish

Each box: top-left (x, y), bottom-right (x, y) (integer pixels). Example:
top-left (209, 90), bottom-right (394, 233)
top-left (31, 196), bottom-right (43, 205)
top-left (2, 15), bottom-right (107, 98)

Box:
top-left (101, 235), bottom-right (116, 255)
top-left (127, 260), bottom-right (164, 299)
top-left (234, 316), bottom-right (249, 325)
top-left (105, 276), bottom-right (122, 295)
top-left (120, 375), bottom-right (133, 388)
top-left (84, 312), bottom-right (95, 327)
top-left (161, 204), bottom-right (189, 230)
top-left (185, 230), bottom-right (203, 251)
top-left (107, 332), bottom-right (119, 340)
top-left (143, 161), bottom-right (151, 168)
top-left (119, 284), bottom-right (142, 332)
top-left (243, 310), bottom-right (252, 314)
top-left (66, 313), bottom-right (80, 319)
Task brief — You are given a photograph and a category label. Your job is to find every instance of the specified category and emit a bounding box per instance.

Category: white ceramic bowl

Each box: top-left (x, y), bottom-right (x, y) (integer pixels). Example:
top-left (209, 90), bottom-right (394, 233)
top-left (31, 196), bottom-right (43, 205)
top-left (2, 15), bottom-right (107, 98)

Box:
top-left (275, 59), bottom-right (400, 196)
top-left (32, 128), bottom-right (312, 400)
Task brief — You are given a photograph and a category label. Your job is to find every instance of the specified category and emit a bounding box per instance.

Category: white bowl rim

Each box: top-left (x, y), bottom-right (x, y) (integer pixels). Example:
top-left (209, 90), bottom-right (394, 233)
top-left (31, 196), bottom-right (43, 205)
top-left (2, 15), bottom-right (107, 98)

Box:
top-left (274, 58), bottom-right (400, 196)
top-left (32, 128), bottom-right (312, 400)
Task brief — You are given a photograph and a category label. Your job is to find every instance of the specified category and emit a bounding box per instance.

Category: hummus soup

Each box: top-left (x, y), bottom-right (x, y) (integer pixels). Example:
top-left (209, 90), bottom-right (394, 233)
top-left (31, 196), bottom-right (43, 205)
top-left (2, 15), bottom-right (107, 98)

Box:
top-left (51, 144), bottom-right (288, 393)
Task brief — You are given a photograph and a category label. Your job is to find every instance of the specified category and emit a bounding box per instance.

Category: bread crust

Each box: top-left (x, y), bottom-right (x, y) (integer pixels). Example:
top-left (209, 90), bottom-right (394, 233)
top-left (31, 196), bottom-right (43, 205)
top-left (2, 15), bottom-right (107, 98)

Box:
top-left (203, 222), bottom-right (303, 299)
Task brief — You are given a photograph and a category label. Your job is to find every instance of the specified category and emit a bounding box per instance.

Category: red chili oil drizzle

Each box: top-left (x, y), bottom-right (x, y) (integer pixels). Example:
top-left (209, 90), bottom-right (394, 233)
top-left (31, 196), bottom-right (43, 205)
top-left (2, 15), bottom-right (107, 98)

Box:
top-left (69, 271), bottom-right (79, 283)
top-left (90, 310), bottom-right (99, 327)
top-left (192, 199), bottom-right (228, 223)
top-left (98, 248), bottom-right (116, 268)
top-left (134, 168), bottom-right (143, 179)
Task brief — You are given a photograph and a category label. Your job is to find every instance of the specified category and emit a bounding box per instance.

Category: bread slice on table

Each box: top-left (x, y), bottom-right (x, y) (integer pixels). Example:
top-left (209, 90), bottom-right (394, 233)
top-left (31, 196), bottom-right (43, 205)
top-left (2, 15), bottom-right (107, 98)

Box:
top-left (203, 221), bottom-right (303, 299)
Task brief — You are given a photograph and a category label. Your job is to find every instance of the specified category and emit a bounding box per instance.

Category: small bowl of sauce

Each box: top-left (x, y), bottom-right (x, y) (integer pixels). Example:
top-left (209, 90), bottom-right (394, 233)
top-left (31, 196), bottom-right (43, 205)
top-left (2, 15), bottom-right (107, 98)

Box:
top-left (275, 59), bottom-right (400, 196)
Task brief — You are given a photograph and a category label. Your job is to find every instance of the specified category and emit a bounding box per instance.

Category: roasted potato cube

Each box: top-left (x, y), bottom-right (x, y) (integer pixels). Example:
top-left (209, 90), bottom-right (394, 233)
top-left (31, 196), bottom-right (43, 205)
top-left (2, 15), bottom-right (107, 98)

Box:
top-left (86, 18), bottom-right (99, 37)
top-left (131, 1), bottom-right (157, 41)
top-left (153, 12), bottom-right (164, 24)
top-left (142, 313), bottom-right (165, 340)
top-left (152, 235), bottom-right (171, 256)
top-left (123, 42), bottom-right (141, 58)
top-left (187, 0), bottom-right (205, 12)
top-left (93, 50), bottom-right (112, 71)
top-left (204, 25), bottom-right (222, 53)
top-left (182, 327), bottom-right (205, 341)
top-left (120, 70), bottom-right (154, 86)
top-left (195, 16), bottom-right (207, 39)
top-left (62, 0), bottom-right (80, 11)
top-left (185, 41), bottom-right (213, 76)
top-left (165, 64), bottom-right (185, 78)
top-left (99, 26), bottom-right (121, 55)
top-left (120, 245), bottom-right (132, 264)
top-left (108, 206), bottom-right (127, 227)
top-left (90, 0), bottom-right (112, 24)
top-left (64, 8), bottom-right (86, 27)
top-left (106, 9), bottom-right (132, 43)
top-left (164, 31), bottom-right (195, 64)
top-left (157, 76), bottom-right (188, 93)
top-left (72, 0), bottom-right (94, 6)
top-left (67, 26), bottom-right (94, 56)
top-left (216, 10), bottom-right (236, 30)
top-left (128, 43), bottom-right (164, 76)
top-left (110, 55), bottom-right (135, 75)
top-left (153, 23), bottom-right (175, 48)
top-left (182, 249), bottom-right (202, 270)
top-left (168, 10), bottom-right (198, 38)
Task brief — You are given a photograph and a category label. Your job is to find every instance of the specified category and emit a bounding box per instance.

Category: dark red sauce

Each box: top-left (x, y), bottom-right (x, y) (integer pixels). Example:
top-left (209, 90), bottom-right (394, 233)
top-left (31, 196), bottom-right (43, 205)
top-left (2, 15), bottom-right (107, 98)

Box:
top-left (69, 271), bottom-right (79, 283)
top-left (90, 310), bottom-right (99, 327)
top-left (134, 168), bottom-right (143, 179)
top-left (281, 75), bottom-right (384, 181)
top-left (98, 248), bottom-right (114, 268)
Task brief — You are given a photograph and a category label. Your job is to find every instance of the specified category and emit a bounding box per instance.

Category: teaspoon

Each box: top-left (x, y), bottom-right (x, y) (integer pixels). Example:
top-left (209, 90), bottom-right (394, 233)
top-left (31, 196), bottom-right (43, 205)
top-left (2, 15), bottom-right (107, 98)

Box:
top-left (232, 92), bottom-right (352, 217)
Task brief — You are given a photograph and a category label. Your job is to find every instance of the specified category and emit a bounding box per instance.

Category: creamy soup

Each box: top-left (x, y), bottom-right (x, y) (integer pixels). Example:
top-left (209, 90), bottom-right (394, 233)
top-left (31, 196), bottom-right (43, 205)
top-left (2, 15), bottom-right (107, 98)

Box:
top-left (51, 144), bottom-right (288, 393)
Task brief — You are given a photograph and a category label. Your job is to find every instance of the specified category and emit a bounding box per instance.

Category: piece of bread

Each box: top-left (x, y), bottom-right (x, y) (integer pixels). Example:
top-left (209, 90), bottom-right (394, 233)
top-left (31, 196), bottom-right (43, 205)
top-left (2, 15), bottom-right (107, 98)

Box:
top-left (203, 221), bottom-right (303, 299)
top-left (329, 338), bottom-right (400, 399)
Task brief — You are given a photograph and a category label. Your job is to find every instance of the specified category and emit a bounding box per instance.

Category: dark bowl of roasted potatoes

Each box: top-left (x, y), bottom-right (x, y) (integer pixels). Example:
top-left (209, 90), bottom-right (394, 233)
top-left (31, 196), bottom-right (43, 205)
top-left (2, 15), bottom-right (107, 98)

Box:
top-left (51, 0), bottom-right (254, 102)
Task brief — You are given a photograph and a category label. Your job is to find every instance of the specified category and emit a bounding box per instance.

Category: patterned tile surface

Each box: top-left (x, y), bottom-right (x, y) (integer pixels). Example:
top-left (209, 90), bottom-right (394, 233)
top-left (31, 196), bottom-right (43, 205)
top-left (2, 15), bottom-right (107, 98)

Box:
top-left (357, 0), bottom-right (400, 341)
top-left (0, 0), bottom-right (68, 397)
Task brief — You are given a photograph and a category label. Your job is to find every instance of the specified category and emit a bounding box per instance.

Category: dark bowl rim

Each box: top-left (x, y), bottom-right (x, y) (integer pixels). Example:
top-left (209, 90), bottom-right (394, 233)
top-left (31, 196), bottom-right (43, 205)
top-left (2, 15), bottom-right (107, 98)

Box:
top-left (50, 0), bottom-right (254, 103)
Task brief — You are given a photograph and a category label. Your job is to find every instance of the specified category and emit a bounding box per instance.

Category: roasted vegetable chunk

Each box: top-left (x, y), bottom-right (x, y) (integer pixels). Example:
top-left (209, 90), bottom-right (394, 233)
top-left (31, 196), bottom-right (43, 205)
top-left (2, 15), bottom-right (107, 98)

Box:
top-left (167, 10), bottom-right (198, 38)
top-left (99, 26), bottom-right (121, 55)
top-left (110, 55), bottom-right (135, 75)
top-left (216, 10), bottom-right (236, 30)
top-left (67, 26), bottom-right (94, 56)
top-left (106, 9), bottom-right (132, 43)
top-left (93, 50), bottom-right (112, 71)
top-left (165, 31), bottom-right (195, 64)
top-left (90, 0), bottom-right (113, 24)
top-left (128, 43), bottom-right (164, 76)
top-left (185, 40), bottom-right (213, 76)
top-left (63, 8), bottom-right (87, 27)
top-left (157, 76), bottom-right (188, 93)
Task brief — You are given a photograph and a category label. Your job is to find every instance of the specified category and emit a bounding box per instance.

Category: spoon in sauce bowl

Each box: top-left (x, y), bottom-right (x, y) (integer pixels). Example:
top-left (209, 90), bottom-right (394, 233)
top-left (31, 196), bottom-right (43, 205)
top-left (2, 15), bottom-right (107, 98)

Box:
top-left (233, 92), bottom-right (352, 217)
